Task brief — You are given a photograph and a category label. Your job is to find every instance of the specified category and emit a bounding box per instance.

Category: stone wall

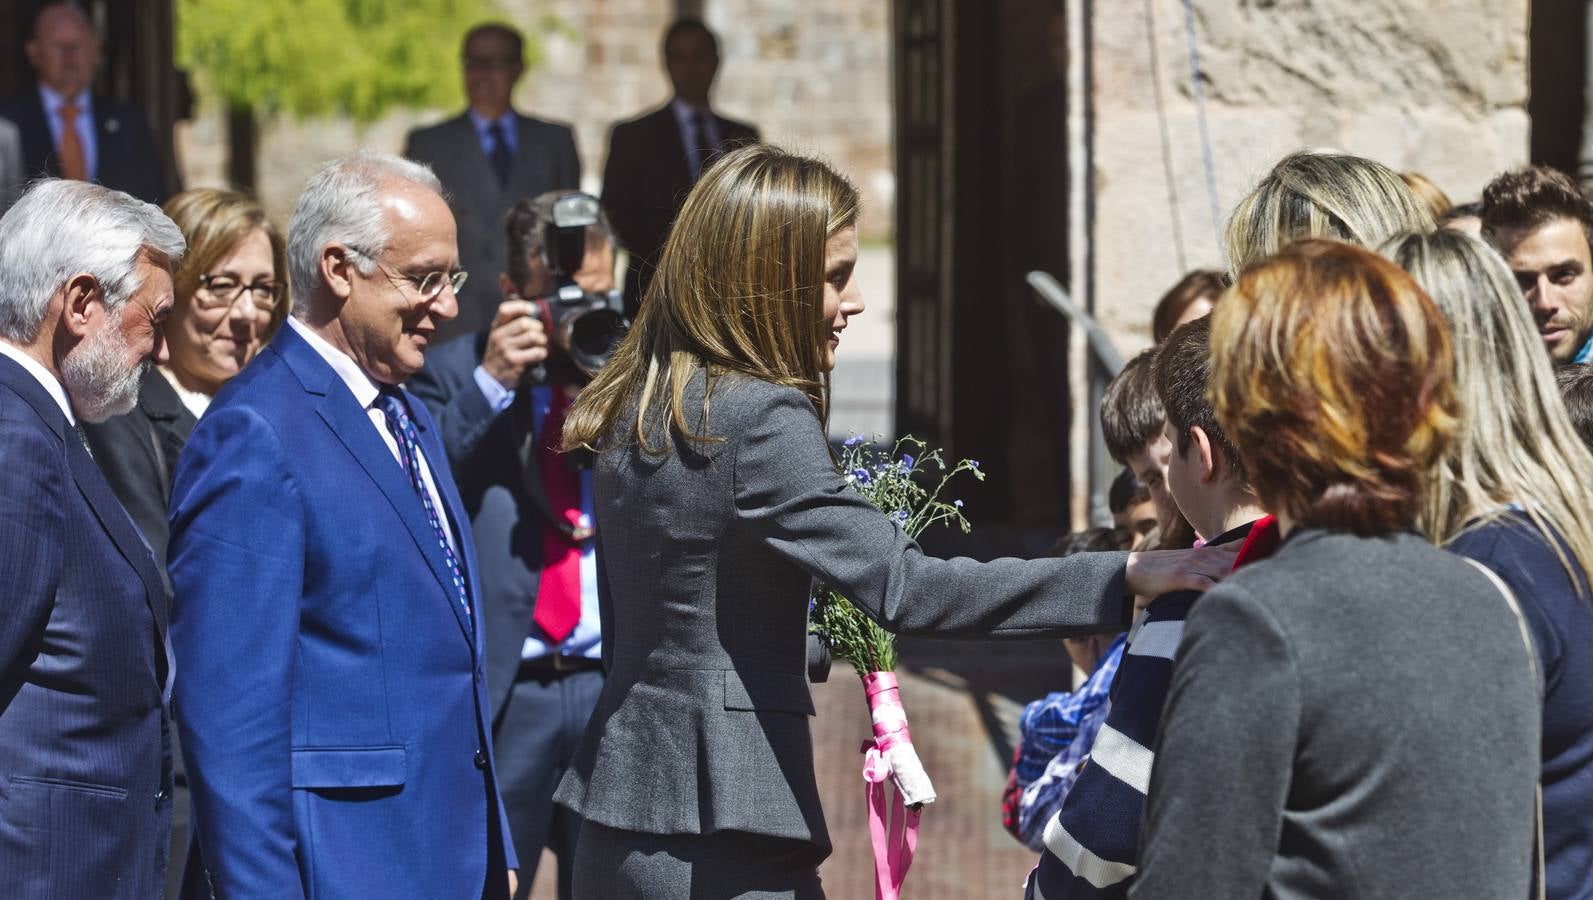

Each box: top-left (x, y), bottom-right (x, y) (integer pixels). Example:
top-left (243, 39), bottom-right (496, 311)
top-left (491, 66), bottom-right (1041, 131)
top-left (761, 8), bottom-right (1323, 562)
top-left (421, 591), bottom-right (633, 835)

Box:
top-left (1085, 0), bottom-right (1530, 350)
top-left (175, 0), bottom-right (894, 240)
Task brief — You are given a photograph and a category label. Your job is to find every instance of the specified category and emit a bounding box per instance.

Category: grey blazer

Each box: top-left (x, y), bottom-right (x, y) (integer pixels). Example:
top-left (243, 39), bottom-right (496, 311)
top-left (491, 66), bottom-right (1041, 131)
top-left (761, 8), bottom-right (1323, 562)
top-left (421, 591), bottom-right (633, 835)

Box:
top-left (553, 373), bottom-right (1130, 853)
top-left (1132, 530), bottom-right (1541, 899)
top-left (403, 112), bottom-right (580, 343)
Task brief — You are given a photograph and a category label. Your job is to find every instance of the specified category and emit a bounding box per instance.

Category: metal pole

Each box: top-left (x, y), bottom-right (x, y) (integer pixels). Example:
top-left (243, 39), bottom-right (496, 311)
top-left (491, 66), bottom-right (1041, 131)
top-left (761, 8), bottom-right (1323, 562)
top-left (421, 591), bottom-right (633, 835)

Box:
top-left (1027, 271), bottom-right (1122, 528)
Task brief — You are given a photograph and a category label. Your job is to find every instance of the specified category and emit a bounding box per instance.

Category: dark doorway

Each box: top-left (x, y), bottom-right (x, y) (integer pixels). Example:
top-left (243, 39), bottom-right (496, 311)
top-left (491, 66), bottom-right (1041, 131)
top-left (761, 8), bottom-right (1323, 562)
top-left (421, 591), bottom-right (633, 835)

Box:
top-left (1530, 0), bottom-right (1588, 177)
top-left (894, 0), bottom-right (1072, 536)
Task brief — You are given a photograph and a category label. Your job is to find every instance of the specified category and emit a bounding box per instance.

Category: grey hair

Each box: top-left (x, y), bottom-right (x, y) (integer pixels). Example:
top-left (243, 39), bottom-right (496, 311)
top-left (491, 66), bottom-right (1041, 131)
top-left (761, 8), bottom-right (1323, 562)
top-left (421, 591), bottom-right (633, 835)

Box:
top-left (286, 149), bottom-right (444, 317)
top-left (1382, 228), bottom-right (1593, 597)
top-left (1226, 149), bottom-right (1434, 276)
top-left (0, 179), bottom-right (185, 343)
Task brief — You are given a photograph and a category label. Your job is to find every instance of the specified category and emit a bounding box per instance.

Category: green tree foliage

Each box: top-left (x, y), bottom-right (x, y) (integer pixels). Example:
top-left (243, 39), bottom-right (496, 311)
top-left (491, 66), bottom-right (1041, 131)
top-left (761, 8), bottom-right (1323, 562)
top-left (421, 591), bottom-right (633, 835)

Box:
top-left (176, 0), bottom-right (524, 124)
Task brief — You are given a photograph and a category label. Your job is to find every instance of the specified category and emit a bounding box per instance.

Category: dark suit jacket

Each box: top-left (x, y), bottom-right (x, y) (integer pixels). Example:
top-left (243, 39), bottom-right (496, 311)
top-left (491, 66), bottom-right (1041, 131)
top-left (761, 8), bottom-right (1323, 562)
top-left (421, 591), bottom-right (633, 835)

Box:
top-left (81, 368), bottom-right (197, 572)
top-left (409, 333), bottom-right (570, 717)
top-left (601, 105), bottom-right (759, 315)
top-left (404, 112), bottom-right (581, 343)
top-left (553, 372), bottom-right (1129, 855)
top-left (167, 325), bottom-right (516, 898)
top-left (0, 354), bottom-right (173, 898)
top-left (0, 89), bottom-right (167, 205)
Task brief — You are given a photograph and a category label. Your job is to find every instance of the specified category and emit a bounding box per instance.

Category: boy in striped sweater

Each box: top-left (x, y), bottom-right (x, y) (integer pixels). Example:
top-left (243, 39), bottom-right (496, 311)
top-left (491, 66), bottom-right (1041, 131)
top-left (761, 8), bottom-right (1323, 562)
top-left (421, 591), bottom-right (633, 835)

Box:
top-left (1026, 317), bottom-right (1265, 899)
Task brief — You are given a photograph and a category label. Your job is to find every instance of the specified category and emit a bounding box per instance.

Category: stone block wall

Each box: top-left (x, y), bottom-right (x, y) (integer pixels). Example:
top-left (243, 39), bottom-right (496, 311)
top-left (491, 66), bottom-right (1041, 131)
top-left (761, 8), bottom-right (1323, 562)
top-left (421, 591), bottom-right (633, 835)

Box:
top-left (1085, 0), bottom-right (1530, 351)
top-left (175, 0), bottom-right (894, 240)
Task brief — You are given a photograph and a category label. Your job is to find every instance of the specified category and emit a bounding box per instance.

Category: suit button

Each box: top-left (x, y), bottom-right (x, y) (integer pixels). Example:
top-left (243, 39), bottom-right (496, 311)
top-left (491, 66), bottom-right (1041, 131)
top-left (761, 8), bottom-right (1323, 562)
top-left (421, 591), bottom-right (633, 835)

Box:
top-left (474, 750), bottom-right (487, 770)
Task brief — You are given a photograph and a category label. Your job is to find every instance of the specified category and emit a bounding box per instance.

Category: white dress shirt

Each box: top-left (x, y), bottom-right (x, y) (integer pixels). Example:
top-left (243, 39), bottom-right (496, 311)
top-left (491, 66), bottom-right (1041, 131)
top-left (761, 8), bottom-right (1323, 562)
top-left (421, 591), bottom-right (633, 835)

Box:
top-left (287, 317), bottom-right (457, 552)
top-left (0, 339), bottom-right (74, 424)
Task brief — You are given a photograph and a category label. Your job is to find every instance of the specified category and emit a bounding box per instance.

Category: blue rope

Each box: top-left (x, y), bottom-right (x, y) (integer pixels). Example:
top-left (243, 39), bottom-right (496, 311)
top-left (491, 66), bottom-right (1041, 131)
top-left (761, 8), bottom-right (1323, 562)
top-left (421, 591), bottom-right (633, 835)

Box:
top-left (1181, 0), bottom-right (1224, 258)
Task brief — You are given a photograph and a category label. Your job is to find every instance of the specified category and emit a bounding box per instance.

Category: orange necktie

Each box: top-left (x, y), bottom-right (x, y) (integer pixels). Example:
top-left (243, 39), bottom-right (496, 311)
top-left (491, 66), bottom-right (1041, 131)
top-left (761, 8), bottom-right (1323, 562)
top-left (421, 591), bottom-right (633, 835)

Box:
top-left (57, 103), bottom-right (86, 181)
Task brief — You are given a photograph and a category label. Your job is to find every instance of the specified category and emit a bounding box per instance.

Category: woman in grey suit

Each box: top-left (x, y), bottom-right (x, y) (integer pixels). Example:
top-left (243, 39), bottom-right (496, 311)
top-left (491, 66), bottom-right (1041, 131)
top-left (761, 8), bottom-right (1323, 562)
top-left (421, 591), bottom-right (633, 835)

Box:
top-left (555, 144), bottom-right (1235, 898)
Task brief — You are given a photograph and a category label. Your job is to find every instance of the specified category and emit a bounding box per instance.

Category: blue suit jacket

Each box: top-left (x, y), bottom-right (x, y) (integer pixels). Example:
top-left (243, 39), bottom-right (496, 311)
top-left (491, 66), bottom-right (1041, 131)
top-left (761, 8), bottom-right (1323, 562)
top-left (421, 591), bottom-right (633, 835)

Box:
top-left (0, 355), bottom-right (173, 898)
top-left (167, 325), bottom-right (516, 899)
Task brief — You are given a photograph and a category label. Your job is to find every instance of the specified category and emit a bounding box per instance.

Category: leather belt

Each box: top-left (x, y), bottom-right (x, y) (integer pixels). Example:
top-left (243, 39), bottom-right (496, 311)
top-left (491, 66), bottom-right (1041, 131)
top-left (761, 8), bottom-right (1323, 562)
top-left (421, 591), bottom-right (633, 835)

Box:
top-left (518, 653), bottom-right (603, 678)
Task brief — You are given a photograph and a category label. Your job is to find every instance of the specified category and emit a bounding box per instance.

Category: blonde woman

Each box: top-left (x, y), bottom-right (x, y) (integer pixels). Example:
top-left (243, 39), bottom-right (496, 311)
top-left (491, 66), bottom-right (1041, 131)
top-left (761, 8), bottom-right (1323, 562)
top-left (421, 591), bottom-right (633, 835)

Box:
top-left (553, 144), bottom-right (1234, 897)
top-left (1386, 228), bottom-right (1593, 899)
top-left (1224, 148), bottom-right (1433, 274)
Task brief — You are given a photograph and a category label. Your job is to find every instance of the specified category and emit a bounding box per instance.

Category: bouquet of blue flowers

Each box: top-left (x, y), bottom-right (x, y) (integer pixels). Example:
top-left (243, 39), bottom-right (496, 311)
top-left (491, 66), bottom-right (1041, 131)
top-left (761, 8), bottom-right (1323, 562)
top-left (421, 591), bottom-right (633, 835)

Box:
top-left (810, 436), bottom-right (983, 827)
top-left (809, 435), bottom-right (984, 675)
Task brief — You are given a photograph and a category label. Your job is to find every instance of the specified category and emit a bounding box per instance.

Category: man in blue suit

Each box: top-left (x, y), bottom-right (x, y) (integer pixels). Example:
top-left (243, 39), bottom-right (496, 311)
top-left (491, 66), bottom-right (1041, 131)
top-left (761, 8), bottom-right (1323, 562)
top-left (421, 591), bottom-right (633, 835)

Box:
top-left (0, 178), bottom-right (185, 897)
top-left (168, 150), bottom-right (518, 899)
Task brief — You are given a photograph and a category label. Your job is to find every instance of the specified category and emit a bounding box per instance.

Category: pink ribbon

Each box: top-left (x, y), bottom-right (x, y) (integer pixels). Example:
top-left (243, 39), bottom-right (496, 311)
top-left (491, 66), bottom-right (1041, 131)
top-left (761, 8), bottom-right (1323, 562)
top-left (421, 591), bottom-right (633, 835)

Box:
top-left (861, 671), bottom-right (921, 900)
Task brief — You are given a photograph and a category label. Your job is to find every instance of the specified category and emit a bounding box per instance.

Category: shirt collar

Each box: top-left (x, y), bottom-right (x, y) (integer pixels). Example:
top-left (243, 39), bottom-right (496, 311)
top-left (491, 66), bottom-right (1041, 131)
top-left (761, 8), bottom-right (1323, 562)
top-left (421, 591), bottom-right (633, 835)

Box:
top-left (1574, 331), bottom-right (1593, 364)
top-left (0, 339), bottom-right (75, 424)
top-left (670, 97), bottom-right (710, 125)
top-left (468, 108), bottom-right (515, 137)
top-left (38, 83), bottom-right (90, 116)
top-left (286, 316), bottom-right (382, 410)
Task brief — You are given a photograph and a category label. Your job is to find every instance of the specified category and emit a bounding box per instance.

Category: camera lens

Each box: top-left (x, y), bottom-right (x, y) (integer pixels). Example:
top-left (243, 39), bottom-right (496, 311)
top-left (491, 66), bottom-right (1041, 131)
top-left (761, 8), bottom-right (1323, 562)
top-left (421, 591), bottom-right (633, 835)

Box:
top-left (569, 308), bottom-right (627, 374)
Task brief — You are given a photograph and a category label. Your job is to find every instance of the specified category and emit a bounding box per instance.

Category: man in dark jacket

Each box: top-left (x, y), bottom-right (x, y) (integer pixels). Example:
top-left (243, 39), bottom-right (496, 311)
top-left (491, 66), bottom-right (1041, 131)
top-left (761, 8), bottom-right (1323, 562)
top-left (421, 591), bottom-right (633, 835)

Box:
top-left (0, 1), bottom-right (167, 204)
top-left (602, 19), bottom-right (758, 316)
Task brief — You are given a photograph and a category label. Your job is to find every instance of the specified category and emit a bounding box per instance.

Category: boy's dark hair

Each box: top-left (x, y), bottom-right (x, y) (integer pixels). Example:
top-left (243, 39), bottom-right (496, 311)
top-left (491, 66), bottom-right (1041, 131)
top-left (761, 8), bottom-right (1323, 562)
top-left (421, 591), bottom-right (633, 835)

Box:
top-left (1108, 468), bottom-right (1149, 514)
top-left (1481, 166), bottom-right (1593, 251)
top-left (1100, 349), bottom-right (1165, 466)
top-left (1152, 317), bottom-right (1246, 482)
top-left (1437, 201), bottom-right (1483, 227)
top-left (1048, 527), bottom-right (1119, 558)
top-left (1556, 364), bottom-right (1593, 454)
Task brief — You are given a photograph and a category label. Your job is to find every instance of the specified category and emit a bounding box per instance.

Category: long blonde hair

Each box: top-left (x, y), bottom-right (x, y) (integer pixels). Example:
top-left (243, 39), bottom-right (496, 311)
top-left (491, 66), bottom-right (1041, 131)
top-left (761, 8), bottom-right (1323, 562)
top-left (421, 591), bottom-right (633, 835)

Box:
top-left (1225, 149), bottom-right (1434, 275)
top-left (563, 144), bottom-right (859, 454)
top-left (1383, 229), bottom-right (1593, 593)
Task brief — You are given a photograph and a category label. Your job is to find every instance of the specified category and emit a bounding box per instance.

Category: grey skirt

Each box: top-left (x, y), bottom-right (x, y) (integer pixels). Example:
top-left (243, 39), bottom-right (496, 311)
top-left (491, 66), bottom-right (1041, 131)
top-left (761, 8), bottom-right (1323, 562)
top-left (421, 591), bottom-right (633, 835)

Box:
top-left (572, 820), bottom-right (826, 899)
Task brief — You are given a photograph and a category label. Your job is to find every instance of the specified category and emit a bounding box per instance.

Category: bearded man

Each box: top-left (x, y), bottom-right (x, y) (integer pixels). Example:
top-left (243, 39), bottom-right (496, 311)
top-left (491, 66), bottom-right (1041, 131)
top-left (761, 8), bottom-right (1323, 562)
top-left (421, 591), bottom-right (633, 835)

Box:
top-left (0, 178), bottom-right (183, 896)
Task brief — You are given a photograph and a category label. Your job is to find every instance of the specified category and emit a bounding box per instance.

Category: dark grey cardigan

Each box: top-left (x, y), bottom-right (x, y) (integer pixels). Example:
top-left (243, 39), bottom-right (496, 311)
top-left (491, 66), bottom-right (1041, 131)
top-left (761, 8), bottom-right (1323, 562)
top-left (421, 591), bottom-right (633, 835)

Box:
top-left (1131, 529), bottom-right (1541, 899)
top-left (554, 373), bottom-right (1131, 853)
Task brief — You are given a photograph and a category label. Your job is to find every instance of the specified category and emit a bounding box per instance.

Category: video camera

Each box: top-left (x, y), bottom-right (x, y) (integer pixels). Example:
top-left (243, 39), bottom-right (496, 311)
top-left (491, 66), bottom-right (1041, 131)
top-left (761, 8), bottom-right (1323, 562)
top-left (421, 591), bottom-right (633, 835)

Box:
top-left (532, 193), bottom-right (628, 379)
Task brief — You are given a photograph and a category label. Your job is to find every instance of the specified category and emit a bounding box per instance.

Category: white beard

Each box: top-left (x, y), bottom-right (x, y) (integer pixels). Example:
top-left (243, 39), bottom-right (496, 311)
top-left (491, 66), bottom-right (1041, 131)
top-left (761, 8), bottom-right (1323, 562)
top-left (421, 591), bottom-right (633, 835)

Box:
top-left (62, 323), bottom-right (147, 423)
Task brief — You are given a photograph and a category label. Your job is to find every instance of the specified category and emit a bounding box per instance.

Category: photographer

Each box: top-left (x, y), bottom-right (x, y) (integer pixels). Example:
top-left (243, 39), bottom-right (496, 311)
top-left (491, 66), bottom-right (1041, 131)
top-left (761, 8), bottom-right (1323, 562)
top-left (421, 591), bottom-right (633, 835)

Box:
top-left (410, 190), bottom-right (622, 900)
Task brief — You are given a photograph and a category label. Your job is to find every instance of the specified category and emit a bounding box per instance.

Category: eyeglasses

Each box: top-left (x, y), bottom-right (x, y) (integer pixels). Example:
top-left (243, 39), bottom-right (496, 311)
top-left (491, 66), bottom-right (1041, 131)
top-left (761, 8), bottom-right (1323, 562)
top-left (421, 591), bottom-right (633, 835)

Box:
top-left (196, 273), bottom-right (283, 313)
top-left (346, 247), bottom-right (468, 300)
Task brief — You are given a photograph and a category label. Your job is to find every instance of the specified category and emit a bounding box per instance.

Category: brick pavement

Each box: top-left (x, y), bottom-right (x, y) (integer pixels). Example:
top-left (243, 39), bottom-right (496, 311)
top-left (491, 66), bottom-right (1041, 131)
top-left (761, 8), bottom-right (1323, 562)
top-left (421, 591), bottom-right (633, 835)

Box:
top-left (528, 636), bottom-right (1072, 898)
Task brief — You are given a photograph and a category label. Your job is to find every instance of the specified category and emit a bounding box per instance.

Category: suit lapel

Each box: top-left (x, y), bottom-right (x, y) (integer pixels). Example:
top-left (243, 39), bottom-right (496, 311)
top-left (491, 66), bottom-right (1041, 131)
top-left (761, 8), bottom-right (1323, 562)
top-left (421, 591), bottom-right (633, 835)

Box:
top-left (275, 328), bottom-right (477, 649)
top-left (657, 108), bottom-right (693, 183)
top-left (66, 433), bottom-right (171, 642)
top-left (509, 115), bottom-right (549, 199)
top-left (0, 357), bottom-right (171, 686)
top-left (443, 114), bottom-right (500, 211)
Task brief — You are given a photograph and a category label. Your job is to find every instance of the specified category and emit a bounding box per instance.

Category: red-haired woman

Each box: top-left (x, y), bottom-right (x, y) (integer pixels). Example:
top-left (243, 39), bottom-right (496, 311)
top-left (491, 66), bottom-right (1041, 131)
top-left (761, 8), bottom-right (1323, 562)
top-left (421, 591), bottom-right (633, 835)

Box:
top-left (1131, 240), bottom-right (1541, 898)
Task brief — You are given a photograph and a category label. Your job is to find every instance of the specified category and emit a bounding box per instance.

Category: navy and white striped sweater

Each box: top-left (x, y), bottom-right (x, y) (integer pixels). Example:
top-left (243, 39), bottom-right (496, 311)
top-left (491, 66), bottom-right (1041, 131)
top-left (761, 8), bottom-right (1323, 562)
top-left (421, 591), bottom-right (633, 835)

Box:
top-left (1025, 521), bottom-right (1256, 900)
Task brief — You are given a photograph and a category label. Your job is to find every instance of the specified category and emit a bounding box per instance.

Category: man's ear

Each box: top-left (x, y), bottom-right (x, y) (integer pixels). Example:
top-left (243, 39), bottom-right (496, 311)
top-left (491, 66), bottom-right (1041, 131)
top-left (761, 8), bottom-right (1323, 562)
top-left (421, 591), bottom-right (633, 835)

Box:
top-left (1190, 425), bottom-right (1219, 485)
top-left (60, 273), bottom-right (102, 340)
top-left (320, 245), bottom-right (357, 302)
top-left (499, 273), bottom-right (517, 300)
